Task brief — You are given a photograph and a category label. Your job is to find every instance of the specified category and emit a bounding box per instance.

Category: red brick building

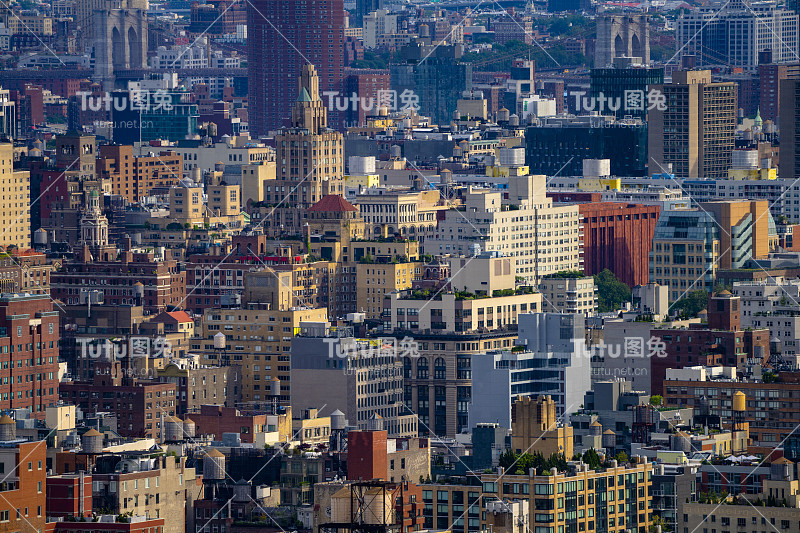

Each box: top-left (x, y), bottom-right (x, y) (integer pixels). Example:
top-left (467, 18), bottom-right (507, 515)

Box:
top-left (0, 440), bottom-right (48, 533)
top-left (59, 361), bottom-right (177, 439)
top-left (46, 516), bottom-right (166, 533)
top-left (759, 63), bottom-right (789, 123)
top-left (46, 474), bottom-right (93, 519)
top-left (51, 249), bottom-right (185, 314)
top-left (650, 291), bottom-right (770, 395)
top-left (347, 430), bottom-right (388, 481)
top-left (189, 405), bottom-right (267, 443)
top-left (0, 293), bottom-right (60, 417)
top-left (342, 68), bottom-right (390, 128)
top-left (577, 202), bottom-right (660, 288)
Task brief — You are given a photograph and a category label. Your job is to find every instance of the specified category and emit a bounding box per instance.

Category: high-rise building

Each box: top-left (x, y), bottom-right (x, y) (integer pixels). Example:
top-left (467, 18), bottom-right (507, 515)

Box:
top-left (759, 62), bottom-right (797, 123)
top-left (247, 0), bottom-right (344, 135)
top-left (390, 42), bottom-right (472, 127)
top-left (590, 58), bottom-right (663, 120)
top-left (649, 201), bottom-right (776, 301)
top-left (675, 0), bottom-right (799, 70)
top-left (779, 78), bottom-right (800, 178)
top-left (268, 65), bottom-right (345, 236)
top-left (525, 115), bottom-right (648, 177)
top-left (648, 70), bottom-right (737, 179)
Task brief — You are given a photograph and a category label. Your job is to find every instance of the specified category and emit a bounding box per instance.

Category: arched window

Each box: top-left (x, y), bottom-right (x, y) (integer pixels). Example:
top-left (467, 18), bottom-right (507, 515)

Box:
top-left (417, 357), bottom-right (429, 379)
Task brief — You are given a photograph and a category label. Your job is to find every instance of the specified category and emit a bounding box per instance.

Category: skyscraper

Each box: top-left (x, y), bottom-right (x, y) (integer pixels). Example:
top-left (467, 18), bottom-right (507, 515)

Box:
top-left (268, 64), bottom-right (345, 236)
top-left (247, 0), bottom-right (345, 136)
top-left (648, 70), bottom-right (737, 179)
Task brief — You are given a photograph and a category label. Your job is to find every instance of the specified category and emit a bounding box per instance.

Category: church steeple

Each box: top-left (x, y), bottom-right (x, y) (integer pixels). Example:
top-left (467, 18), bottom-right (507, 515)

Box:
top-left (291, 64), bottom-right (327, 134)
top-left (80, 189), bottom-right (109, 250)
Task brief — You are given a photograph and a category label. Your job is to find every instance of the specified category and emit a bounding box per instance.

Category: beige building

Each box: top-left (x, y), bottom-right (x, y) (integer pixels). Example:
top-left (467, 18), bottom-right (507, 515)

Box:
top-left (198, 304), bottom-right (328, 406)
top-left (446, 256), bottom-right (515, 294)
top-left (92, 454), bottom-right (196, 533)
top-left (198, 270), bottom-right (328, 407)
top-left (387, 437), bottom-right (430, 483)
top-left (423, 458), bottom-right (652, 533)
top-left (424, 174), bottom-right (582, 283)
top-left (356, 188), bottom-right (444, 240)
top-left (383, 289), bottom-right (542, 333)
top-left (241, 160), bottom-right (276, 204)
top-left (539, 274), bottom-right (597, 316)
top-left (0, 144), bottom-right (30, 249)
top-left (357, 261), bottom-right (421, 319)
top-left (682, 461), bottom-right (800, 533)
top-left (648, 70), bottom-right (737, 179)
top-left (511, 395), bottom-right (573, 459)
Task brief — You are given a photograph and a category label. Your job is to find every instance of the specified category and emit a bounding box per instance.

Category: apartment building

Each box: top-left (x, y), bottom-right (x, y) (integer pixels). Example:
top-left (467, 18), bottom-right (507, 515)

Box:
top-left (290, 328), bottom-right (418, 437)
top-left (91, 453), bottom-right (196, 533)
top-left (425, 175), bottom-right (582, 283)
top-left (0, 439), bottom-right (47, 533)
top-left (0, 293), bottom-right (60, 416)
top-left (97, 145), bottom-right (183, 202)
top-left (0, 143), bottom-right (31, 249)
top-left (539, 274), bottom-right (597, 316)
top-left (733, 277), bottom-right (800, 356)
top-left (356, 188), bottom-right (444, 241)
top-left (357, 262), bottom-right (422, 319)
top-left (423, 458), bottom-right (652, 533)
top-left (197, 304), bottom-right (328, 406)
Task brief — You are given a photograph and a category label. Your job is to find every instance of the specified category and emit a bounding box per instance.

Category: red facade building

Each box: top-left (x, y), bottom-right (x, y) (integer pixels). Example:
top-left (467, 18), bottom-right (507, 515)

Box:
top-left (0, 293), bottom-right (60, 417)
top-left (247, 0), bottom-right (345, 135)
top-left (0, 440), bottom-right (48, 533)
top-left (46, 474), bottom-right (93, 519)
top-left (347, 430), bottom-right (388, 481)
top-left (578, 202), bottom-right (660, 288)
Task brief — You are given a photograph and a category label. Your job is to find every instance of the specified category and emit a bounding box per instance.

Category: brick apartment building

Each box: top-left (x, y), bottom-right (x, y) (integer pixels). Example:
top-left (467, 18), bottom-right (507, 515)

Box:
top-left (59, 361), bottom-right (177, 439)
top-left (0, 440), bottom-right (48, 533)
top-left (51, 249), bottom-right (185, 315)
top-left (188, 405), bottom-right (269, 443)
top-left (96, 145), bottom-right (183, 203)
top-left (651, 291), bottom-right (770, 395)
top-left (46, 473), bottom-right (93, 519)
top-left (0, 293), bottom-right (60, 417)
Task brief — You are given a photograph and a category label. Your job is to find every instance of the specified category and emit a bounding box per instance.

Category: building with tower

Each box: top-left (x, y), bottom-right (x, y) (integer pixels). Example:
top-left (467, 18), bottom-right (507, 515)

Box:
top-left (594, 15), bottom-right (649, 68)
top-left (79, 190), bottom-right (108, 252)
top-left (266, 64), bottom-right (345, 237)
top-left (247, 0), bottom-right (344, 135)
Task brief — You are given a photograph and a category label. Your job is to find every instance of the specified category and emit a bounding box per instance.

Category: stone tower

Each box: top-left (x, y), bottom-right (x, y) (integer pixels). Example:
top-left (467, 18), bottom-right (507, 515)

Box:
top-left (595, 15), bottom-right (650, 68)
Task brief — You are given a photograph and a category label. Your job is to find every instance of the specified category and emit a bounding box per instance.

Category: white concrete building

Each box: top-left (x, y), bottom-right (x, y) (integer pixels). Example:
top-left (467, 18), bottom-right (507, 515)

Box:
top-left (425, 174), bottom-right (582, 282)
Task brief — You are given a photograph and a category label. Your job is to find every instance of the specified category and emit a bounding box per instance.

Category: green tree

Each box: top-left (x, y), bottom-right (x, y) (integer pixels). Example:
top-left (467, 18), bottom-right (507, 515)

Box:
top-left (650, 395), bottom-right (663, 406)
top-left (614, 451), bottom-right (628, 463)
top-left (594, 269), bottom-right (631, 312)
top-left (581, 449), bottom-right (602, 470)
top-left (670, 290), bottom-right (708, 318)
